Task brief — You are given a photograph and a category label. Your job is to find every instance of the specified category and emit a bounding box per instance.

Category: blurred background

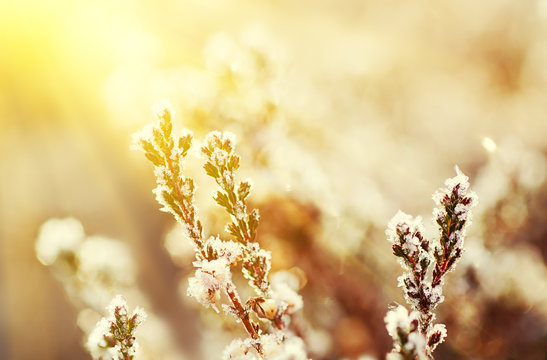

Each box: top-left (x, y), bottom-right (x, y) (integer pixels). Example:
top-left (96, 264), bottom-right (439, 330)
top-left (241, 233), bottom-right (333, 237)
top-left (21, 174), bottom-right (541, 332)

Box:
top-left (1, 0), bottom-right (546, 359)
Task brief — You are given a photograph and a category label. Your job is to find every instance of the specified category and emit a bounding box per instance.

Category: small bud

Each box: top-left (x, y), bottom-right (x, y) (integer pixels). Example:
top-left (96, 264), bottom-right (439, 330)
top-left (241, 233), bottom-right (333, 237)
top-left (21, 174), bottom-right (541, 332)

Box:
top-left (261, 299), bottom-right (278, 320)
top-left (250, 297), bottom-right (278, 320)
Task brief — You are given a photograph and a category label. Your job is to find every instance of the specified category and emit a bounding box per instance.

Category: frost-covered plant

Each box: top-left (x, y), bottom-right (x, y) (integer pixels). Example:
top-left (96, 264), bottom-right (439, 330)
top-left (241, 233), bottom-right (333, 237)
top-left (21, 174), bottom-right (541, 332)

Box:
top-left (133, 102), bottom-right (306, 359)
top-left (87, 295), bottom-right (147, 360)
top-left (384, 167), bottom-right (477, 359)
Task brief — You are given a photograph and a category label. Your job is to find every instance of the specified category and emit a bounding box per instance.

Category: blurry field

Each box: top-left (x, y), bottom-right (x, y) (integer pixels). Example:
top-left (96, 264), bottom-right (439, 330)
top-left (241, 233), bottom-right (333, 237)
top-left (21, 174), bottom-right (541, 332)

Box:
top-left (1, 1), bottom-right (546, 359)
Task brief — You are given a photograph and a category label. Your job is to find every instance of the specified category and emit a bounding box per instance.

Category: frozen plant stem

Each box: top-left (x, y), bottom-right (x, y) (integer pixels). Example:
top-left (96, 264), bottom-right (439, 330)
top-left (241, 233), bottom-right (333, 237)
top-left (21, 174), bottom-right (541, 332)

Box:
top-left (385, 167), bottom-right (477, 359)
top-left (133, 102), bottom-right (305, 358)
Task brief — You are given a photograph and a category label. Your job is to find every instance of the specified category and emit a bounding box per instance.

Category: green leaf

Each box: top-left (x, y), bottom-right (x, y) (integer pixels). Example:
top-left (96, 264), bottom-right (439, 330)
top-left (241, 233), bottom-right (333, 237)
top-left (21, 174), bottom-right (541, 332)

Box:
top-left (203, 162), bottom-right (220, 179)
top-left (227, 155), bottom-right (240, 171)
top-left (226, 222), bottom-right (243, 242)
top-left (237, 181), bottom-right (252, 201)
top-left (145, 151), bottom-right (163, 167)
top-left (248, 209), bottom-right (260, 240)
top-left (213, 191), bottom-right (232, 212)
top-left (178, 134), bottom-right (193, 157)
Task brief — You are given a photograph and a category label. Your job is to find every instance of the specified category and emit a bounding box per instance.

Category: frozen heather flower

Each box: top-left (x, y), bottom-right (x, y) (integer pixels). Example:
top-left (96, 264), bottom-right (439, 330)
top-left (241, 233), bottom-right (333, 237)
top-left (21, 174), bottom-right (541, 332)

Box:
top-left (194, 258), bottom-right (232, 289)
top-left (36, 217), bottom-right (85, 266)
top-left (187, 258), bottom-right (232, 311)
top-left (207, 236), bottom-right (243, 264)
top-left (87, 295), bottom-right (146, 360)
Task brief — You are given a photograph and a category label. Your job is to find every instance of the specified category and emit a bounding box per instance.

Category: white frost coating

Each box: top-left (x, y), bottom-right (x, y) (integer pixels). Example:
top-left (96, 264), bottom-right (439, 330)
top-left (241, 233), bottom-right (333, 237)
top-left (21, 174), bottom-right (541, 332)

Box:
top-left (234, 201), bottom-right (246, 220)
top-left (432, 166), bottom-right (478, 208)
top-left (107, 294), bottom-right (128, 317)
top-left (222, 338), bottom-right (258, 360)
top-left (223, 170), bottom-right (234, 187)
top-left (194, 258), bottom-right (232, 288)
top-left (212, 148), bottom-right (229, 166)
top-left (36, 217), bottom-right (85, 266)
top-left (404, 331), bottom-right (426, 354)
top-left (181, 183), bottom-right (193, 198)
top-left (386, 211), bottom-right (424, 245)
top-left (132, 306), bottom-right (148, 326)
top-left (204, 130), bottom-right (237, 150)
top-left (427, 323), bottom-right (447, 351)
top-left (207, 237), bottom-right (243, 264)
top-left (431, 167), bottom-right (478, 267)
top-left (384, 305), bottom-right (418, 339)
top-left (385, 306), bottom-right (426, 358)
top-left (444, 166), bottom-right (470, 196)
top-left (86, 317), bottom-right (112, 359)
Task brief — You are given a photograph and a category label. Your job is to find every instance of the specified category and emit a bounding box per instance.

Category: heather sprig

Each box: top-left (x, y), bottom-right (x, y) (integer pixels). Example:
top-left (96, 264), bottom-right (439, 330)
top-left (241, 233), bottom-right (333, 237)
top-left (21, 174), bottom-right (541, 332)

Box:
top-left (132, 101), bottom-right (204, 253)
top-left (87, 295), bottom-right (147, 360)
top-left (385, 166), bottom-right (477, 359)
top-left (201, 131), bottom-right (270, 297)
top-left (133, 102), bottom-right (305, 358)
